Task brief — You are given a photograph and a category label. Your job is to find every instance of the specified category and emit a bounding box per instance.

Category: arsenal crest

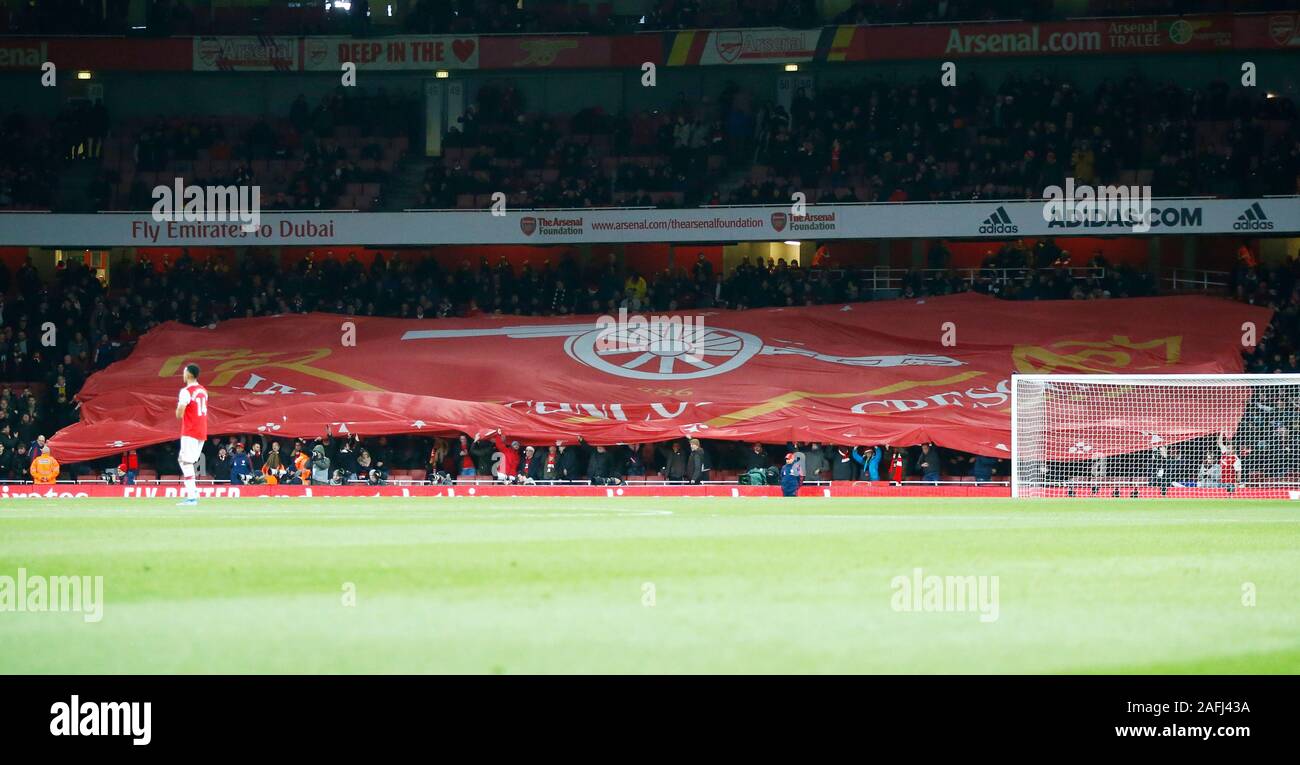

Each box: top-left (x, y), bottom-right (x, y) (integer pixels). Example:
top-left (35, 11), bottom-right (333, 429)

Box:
top-left (304, 39), bottom-right (329, 68)
top-left (195, 38), bottom-right (222, 67)
top-left (715, 31), bottom-right (743, 63)
top-left (1269, 15), bottom-right (1297, 46)
top-left (770, 212), bottom-right (788, 232)
top-left (520, 216), bottom-right (537, 236)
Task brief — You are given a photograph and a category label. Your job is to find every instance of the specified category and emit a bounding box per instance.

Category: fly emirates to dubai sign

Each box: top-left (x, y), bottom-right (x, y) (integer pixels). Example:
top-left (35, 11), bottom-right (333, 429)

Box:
top-left (1, 198), bottom-right (1296, 246)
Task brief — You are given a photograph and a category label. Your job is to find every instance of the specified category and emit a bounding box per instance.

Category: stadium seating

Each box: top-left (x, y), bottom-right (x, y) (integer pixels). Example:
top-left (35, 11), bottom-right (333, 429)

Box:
top-left (7, 73), bottom-right (1296, 215)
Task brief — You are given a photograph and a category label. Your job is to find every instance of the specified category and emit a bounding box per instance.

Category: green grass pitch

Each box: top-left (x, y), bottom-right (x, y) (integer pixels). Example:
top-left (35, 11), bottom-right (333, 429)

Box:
top-left (1, 497), bottom-right (1298, 674)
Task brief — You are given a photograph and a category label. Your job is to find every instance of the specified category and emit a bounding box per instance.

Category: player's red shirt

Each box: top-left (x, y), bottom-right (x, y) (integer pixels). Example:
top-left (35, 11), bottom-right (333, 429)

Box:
top-left (178, 383), bottom-right (208, 440)
top-left (1220, 453), bottom-right (1240, 484)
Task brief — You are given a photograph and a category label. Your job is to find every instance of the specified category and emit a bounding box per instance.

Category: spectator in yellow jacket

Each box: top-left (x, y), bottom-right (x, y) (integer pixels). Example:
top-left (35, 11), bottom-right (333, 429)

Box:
top-left (624, 271), bottom-right (648, 302)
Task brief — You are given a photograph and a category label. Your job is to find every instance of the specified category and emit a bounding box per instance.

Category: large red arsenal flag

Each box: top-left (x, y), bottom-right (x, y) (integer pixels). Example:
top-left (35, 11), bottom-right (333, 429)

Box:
top-left (49, 293), bottom-right (1270, 462)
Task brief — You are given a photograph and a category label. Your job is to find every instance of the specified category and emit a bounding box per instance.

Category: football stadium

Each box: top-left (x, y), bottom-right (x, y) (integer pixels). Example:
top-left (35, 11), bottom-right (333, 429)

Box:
top-left (1, 0), bottom-right (1299, 706)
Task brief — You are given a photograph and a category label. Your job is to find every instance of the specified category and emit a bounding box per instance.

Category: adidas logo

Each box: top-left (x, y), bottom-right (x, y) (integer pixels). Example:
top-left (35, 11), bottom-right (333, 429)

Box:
top-left (978, 206), bottom-right (1018, 234)
top-left (1234, 202), bottom-right (1273, 230)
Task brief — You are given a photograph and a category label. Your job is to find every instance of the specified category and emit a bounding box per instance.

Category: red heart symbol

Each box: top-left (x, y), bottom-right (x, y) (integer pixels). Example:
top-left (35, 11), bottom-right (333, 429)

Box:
top-left (452, 39), bottom-right (476, 63)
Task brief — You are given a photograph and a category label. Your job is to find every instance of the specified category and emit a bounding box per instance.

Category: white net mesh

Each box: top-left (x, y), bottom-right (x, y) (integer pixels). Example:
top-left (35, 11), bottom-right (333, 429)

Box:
top-left (1011, 375), bottom-right (1300, 498)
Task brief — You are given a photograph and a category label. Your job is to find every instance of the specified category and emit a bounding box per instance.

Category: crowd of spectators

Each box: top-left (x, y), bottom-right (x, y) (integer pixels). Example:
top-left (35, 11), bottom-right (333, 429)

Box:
top-left (418, 73), bottom-right (1299, 211)
top-left (92, 89), bottom-right (418, 212)
top-left (3, 235), bottom-right (1288, 483)
top-left (0, 99), bottom-right (118, 210)
top-left (0, 253), bottom-right (88, 480)
top-left (142, 428), bottom-right (997, 488)
top-left (1235, 255), bottom-right (1300, 375)
top-left (737, 73), bottom-right (1299, 206)
top-left (0, 238), bottom-right (1262, 395)
top-left (0, 99), bottom-right (113, 210)
top-left (7, 0), bottom-right (1300, 36)
top-left (0, 387), bottom-right (74, 480)
top-left (53, 99), bottom-right (111, 163)
top-left (0, 112), bottom-right (59, 210)
top-left (4, 93), bottom-right (390, 213)
top-left (91, 237), bottom-right (1162, 332)
top-left (6, 74), bottom-right (1297, 215)
top-left (423, 83), bottom-right (746, 209)
top-left (0, 254), bottom-right (102, 446)
top-left (646, 0), bottom-right (817, 29)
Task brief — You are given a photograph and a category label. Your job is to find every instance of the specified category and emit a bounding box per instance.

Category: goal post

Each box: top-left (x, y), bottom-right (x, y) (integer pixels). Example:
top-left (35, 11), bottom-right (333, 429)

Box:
top-left (1010, 374), bottom-right (1300, 498)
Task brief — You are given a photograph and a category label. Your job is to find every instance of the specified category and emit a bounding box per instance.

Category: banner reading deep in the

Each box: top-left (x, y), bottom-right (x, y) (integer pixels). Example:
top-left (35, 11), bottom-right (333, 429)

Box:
top-left (49, 294), bottom-right (1269, 462)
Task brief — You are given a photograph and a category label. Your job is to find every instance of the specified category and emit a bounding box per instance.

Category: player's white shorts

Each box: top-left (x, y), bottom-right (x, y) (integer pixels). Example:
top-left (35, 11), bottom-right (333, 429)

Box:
top-left (179, 436), bottom-right (203, 465)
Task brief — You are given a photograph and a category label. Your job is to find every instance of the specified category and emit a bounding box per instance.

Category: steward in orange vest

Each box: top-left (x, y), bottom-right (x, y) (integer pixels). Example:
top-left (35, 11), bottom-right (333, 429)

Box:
top-left (30, 447), bottom-right (60, 485)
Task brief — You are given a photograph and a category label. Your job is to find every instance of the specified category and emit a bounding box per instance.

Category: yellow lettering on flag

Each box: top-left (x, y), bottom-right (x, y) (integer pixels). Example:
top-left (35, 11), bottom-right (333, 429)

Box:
top-left (705, 371), bottom-right (986, 427)
top-left (1013, 336), bottom-right (1181, 374)
top-left (159, 349), bottom-right (383, 390)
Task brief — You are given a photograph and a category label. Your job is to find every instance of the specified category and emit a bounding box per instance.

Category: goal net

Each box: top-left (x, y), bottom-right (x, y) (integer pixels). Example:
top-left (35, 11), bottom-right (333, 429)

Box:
top-left (1011, 374), bottom-right (1300, 498)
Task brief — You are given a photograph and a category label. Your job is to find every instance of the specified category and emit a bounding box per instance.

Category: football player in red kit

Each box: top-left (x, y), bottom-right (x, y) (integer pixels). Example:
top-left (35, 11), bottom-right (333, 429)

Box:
top-left (175, 363), bottom-right (208, 505)
top-left (1217, 433), bottom-right (1240, 489)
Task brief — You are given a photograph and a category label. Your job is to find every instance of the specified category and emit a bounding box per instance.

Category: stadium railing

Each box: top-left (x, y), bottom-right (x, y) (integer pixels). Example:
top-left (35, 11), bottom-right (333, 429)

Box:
top-left (827, 266), bottom-right (1109, 293)
top-left (1164, 269), bottom-right (1231, 292)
